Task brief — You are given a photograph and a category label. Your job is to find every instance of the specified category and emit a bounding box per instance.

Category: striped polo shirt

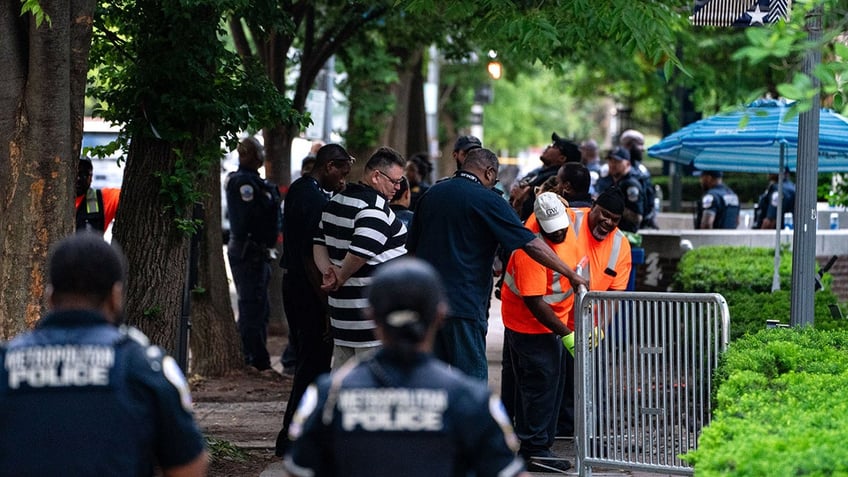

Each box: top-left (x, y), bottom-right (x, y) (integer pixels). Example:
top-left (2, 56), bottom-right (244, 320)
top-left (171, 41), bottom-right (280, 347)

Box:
top-left (315, 182), bottom-right (407, 347)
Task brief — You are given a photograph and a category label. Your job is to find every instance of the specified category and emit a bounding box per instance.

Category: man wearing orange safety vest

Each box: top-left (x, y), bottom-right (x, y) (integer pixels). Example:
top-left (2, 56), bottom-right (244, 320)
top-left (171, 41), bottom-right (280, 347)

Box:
top-left (75, 158), bottom-right (121, 234)
top-left (556, 185), bottom-right (632, 438)
top-left (571, 186), bottom-right (632, 292)
top-left (499, 192), bottom-right (579, 474)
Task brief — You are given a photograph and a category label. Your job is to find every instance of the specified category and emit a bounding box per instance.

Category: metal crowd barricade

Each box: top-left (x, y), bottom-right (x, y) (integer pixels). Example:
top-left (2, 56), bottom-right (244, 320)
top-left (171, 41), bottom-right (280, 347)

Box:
top-left (574, 290), bottom-right (730, 476)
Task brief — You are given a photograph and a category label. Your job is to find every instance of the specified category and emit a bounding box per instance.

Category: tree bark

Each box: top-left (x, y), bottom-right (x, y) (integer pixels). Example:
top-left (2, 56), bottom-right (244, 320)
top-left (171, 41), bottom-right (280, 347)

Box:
top-left (113, 122), bottom-right (243, 373)
top-left (406, 54), bottom-right (429, 158)
top-left (112, 138), bottom-right (189, 350)
top-left (380, 47), bottom-right (424, 157)
top-left (0, 0), bottom-right (94, 338)
top-left (99, 1), bottom-right (245, 374)
top-left (188, 160), bottom-right (243, 375)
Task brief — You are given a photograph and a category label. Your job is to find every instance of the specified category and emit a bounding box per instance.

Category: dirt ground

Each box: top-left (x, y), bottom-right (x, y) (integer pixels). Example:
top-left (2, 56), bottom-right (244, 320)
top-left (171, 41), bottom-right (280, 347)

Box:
top-left (191, 335), bottom-right (290, 477)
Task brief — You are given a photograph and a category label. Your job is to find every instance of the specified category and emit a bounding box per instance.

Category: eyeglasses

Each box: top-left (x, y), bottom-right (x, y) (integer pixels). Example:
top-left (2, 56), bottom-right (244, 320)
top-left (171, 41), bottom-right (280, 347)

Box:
top-left (377, 169), bottom-right (404, 186)
top-left (487, 166), bottom-right (500, 188)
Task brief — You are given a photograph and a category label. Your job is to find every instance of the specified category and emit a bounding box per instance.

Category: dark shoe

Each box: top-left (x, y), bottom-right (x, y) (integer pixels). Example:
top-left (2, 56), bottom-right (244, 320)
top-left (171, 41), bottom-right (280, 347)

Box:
top-left (275, 429), bottom-right (290, 457)
top-left (527, 457), bottom-right (571, 474)
top-left (524, 452), bottom-right (572, 474)
top-left (252, 361), bottom-right (272, 371)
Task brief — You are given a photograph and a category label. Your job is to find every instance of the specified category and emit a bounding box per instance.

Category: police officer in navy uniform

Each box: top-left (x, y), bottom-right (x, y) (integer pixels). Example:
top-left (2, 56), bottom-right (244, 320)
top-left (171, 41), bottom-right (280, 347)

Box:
top-left (225, 136), bottom-right (281, 370)
top-left (695, 170), bottom-right (740, 229)
top-left (595, 146), bottom-right (645, 233)
top-left (755, 169), bottom-right (795, 229)
top-left (284, 258), bottom-right (530, 477)
top-left (0, 233), bottom-right (207, 477)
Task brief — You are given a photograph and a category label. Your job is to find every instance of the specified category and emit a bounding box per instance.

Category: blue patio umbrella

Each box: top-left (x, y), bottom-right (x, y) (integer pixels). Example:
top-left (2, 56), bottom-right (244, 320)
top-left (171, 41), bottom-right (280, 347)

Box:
top-left (647, 98), bottom-right (848, 292)
top-left (647, 98), bottom-right (848, 173)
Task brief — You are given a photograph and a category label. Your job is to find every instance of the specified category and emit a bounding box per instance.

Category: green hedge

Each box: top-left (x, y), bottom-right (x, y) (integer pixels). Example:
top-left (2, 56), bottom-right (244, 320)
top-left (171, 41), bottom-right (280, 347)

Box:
top-left (683, 328), bottom-right (848, 476)
top-left (648, 167), bottom-right (833, 206)
top-left (672, 246), bottom-right (845, 340)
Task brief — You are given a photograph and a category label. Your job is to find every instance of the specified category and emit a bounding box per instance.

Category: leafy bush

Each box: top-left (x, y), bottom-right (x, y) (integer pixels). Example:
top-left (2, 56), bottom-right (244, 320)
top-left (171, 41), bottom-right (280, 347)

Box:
top-left (651, 171), bottom-right (833, 206)
top-left (722, 289), bottom-right (843, 340)
top-left (673, 246), bottom-right (844, 340)
top-left (684, 328), bottom-right (848, 476)
top-left (674, 246), bottom-right (792, 293)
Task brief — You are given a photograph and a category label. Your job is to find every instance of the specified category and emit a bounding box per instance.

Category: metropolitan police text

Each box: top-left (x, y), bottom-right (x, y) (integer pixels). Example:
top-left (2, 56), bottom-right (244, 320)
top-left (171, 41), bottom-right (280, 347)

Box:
top-left (337, 388), bottom-right (448, 432)
top-left (5, 345), bottom-right (115, 389)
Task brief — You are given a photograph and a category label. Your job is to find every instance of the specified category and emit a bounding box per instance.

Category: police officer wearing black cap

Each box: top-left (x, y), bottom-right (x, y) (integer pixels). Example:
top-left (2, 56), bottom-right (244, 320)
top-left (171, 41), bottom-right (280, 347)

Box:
top-left (0, 233), bottom-right (207, 476)
top-left (225, 136), bottom-right (281, 370)
top-left (595, 146), bottom-right (645, 233)
top-left (452, 135), bottom-right (483, 170)
top-left (284, 258), bottom-right (530, 477)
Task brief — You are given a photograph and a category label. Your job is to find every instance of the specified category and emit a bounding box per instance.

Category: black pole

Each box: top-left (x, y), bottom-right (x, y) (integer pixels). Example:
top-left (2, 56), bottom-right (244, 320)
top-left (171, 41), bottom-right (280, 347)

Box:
top-left (790, 5), bottom-right (822, 327)
top-left (178, 202), bottom-right (204, 372)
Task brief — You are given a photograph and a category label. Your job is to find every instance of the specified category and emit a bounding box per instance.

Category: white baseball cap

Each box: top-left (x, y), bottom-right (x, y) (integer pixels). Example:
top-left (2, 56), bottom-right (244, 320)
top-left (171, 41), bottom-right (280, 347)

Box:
top-left (534, 192), bottom-right (570, 233)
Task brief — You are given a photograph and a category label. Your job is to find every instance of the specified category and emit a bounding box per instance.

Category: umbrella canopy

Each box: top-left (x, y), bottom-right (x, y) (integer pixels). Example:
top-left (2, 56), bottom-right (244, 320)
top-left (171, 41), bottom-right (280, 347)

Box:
top-left (647, 98), bottom-right (848, 173)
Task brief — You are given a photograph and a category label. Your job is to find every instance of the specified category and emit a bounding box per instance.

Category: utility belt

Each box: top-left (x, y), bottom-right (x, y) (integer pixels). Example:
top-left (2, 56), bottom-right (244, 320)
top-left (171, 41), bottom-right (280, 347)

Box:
top-left (229, 238), bottom-right (276, 261)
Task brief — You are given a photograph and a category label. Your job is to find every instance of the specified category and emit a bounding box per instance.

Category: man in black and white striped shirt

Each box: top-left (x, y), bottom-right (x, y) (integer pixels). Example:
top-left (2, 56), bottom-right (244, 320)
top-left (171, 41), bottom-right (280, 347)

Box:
top-left (314, 147), bottom-right (408, 368)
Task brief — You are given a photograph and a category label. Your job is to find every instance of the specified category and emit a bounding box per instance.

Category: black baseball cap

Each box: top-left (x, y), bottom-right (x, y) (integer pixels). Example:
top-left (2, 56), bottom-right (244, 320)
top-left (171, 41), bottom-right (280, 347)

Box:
top-left (454, 135), bottom-right (482, 152)
top-left (607, 146), bottom-right (631, 162)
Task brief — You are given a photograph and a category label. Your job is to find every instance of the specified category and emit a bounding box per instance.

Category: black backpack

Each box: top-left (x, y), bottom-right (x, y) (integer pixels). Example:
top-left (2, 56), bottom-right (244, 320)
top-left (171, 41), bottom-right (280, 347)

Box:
top-left (636, 166), bottom-right (658, 229)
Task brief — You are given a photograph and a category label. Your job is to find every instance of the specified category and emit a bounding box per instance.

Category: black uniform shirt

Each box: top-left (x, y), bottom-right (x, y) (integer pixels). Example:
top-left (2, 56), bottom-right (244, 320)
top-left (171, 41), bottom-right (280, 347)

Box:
top-left (0, 310), bottom-right (205, 476)
top-left (285, 350), bottom-right (525, 477)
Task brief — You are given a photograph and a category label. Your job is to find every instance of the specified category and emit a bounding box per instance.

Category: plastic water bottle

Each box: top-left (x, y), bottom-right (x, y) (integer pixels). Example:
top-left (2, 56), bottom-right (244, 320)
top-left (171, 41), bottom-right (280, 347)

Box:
top-left (830, 213), bottom-right (840, 230)
top-left (783, 212), bottom-right (793, 230)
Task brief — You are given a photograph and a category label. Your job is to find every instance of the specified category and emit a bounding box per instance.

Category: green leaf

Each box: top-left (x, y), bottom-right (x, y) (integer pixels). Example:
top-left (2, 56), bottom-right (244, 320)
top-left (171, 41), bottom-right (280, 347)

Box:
top-left (20, 0), bottom-right (52, 28)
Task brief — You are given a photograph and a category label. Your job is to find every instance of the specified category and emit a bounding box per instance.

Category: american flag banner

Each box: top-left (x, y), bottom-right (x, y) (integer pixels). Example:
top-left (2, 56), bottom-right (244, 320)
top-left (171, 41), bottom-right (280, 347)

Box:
top-left (691, 0), bottom-right (791, 27)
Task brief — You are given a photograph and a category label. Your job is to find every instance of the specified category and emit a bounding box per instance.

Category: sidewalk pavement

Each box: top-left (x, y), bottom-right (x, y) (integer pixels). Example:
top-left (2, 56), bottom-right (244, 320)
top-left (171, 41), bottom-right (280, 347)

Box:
top-left (260, 296), bottom-right (672, 477)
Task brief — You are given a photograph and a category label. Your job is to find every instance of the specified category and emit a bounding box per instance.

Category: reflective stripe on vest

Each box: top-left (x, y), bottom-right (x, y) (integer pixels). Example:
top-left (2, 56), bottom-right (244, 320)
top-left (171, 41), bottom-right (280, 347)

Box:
top-left (502, 233), bottom-right (573, 305)
top-left (573, 209), bottom-right (623, 280)
top-left (85, 188), bottom-right (101, 214)
top-left (76, 188), bottom-right (106, 232)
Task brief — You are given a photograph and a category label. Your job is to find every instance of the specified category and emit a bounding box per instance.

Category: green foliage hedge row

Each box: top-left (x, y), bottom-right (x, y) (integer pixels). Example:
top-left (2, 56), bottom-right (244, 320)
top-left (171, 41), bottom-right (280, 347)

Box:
top-left (672, 246), bottom-right (845, 340)
top-left (649, 170), bottom-right (833, 205)
top-left (683, 328), bottom-right (848, 476)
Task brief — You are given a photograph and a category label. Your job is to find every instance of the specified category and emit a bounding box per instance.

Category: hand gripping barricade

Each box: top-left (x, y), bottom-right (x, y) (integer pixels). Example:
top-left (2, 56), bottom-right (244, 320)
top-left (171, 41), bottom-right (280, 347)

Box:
top-left (574, 288), bottom-right (729, 476)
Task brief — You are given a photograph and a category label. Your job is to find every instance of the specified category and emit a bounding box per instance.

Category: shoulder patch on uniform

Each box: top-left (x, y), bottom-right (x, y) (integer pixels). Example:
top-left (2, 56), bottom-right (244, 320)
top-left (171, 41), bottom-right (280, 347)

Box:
top-left (626, 185), bottom-right (641, 203)
top-left (289, 384), bottom-right (319, 440)
top-left (145, 346), bottom-right (164, 372)
top-left (162, 355), bottom-right (193, 411)
top-left (120, 325), bottom-right (150, 347)
top-left (489, 395), bottom-right (520, 452)
top-left (701, 194), bottom-right (715, 209)
top-left (239, 184), bottom-right (255, 202)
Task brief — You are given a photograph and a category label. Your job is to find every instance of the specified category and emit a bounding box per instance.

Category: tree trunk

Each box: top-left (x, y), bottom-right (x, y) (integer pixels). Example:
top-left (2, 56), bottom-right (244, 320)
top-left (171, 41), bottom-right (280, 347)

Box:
top-left (112, 138), bottom-right (189, 351)
top-left (380, 48), bottom-right (424, 157)
top-left (437, 91), bottom-right (460, 179)
top-left (406, 54), bottom-right (428, 158)
top-left (0, 0), bottom-right (94, 338)
top-left (188, 160), bottom-right (242, 376)
top-left (263, 123), bottom-right (293, 337)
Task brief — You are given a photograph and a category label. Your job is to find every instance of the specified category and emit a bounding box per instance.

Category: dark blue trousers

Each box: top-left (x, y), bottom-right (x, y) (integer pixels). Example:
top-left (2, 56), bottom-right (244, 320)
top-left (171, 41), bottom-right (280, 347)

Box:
top-left (277, 272), bottom-right (332, 454)
top-left (433, 317), bottom-right (488, 380)
top-left (228, 246), bottom-right (271, 370)
top-left (505, 329), bottom-right (566, 457)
